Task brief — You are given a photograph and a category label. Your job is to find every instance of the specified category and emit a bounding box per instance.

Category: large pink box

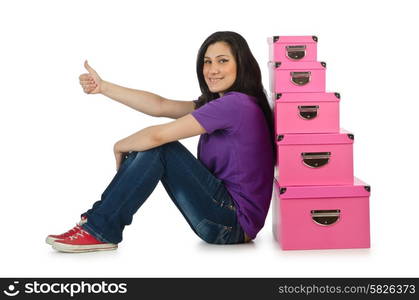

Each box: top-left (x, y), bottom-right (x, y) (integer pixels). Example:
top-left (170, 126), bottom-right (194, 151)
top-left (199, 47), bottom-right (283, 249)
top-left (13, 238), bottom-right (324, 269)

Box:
top-left (276, 130), bottom-right (354, 186)
top-left (269, 61), bottom-right (326, 93)
top-left (273, 92), bottom-right (340, 134)
top-left (267, 36), bottom-right (318, 62)
top-left (272, 178), bottom-right (371, 250)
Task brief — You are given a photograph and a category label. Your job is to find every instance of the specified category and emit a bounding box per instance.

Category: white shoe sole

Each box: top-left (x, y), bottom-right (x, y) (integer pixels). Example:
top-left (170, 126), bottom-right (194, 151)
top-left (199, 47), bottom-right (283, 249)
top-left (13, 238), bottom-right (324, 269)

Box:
top-left (46, 236), bottom-right (59, 245)
top-left (52, 242), bottom-right (118, 253)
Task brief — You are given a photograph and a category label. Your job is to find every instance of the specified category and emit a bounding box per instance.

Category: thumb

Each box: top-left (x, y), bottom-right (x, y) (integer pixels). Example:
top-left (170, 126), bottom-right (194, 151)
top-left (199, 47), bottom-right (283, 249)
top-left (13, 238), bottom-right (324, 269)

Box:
top-left (84, 60), bottom-right (96, 74)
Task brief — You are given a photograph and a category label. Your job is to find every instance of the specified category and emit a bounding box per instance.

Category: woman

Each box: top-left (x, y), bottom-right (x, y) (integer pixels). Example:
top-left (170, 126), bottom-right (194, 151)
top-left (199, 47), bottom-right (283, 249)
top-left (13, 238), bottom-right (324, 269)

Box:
top-left (46, 31), bottom-right (275, 253)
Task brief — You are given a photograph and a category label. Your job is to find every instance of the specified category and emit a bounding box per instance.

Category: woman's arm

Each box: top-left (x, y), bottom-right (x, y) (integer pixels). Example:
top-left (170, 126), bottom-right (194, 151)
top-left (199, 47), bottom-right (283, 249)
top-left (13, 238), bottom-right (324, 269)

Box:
top-left (101, 81), bottom-right (195, 119)
top-left (80, 61), bottom-right (195, 119)
top-left (113, 114), bottom-right (205, 169)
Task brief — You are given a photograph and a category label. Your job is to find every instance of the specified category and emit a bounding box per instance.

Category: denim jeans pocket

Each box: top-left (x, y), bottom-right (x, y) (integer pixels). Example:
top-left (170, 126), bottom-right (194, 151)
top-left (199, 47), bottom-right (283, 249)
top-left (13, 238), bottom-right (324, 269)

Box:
top-left (211, 185), bottom-right (236, 212)
top-left (195, 218), bottom-right (233, 244)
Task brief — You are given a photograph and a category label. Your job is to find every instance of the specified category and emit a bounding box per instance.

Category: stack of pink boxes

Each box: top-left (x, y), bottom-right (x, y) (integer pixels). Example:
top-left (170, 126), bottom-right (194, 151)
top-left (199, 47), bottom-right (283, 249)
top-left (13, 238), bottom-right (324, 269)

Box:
top-left (267, 36), bottom-right (371, 250)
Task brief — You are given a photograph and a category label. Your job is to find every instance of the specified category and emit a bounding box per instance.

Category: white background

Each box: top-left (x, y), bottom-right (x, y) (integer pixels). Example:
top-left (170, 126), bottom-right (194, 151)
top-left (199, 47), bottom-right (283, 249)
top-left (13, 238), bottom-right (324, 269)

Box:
top-left (1, 0), bottom-right (418, 277)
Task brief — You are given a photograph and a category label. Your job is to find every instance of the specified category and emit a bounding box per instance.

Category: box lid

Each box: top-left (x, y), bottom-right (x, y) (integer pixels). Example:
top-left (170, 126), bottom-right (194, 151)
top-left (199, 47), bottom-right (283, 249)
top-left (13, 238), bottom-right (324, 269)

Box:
top-left (277, 129), bottom-right (354, 145)
top-left (274, 177), bottom-right (371, 199)
top-left (269, 61), bottom-right (326, 70)
top-left (273, 92), bottom-right (340, 103)
top-left (267, 36), bottom-right (318, 44)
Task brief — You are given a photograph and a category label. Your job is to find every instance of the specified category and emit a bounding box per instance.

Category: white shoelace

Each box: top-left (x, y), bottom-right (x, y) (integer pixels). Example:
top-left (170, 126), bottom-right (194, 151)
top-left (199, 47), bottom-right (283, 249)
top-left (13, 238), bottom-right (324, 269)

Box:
top-left (59, 225), bottom-right (80, 237)
top-left (69, 229), bottom-right (89, 240)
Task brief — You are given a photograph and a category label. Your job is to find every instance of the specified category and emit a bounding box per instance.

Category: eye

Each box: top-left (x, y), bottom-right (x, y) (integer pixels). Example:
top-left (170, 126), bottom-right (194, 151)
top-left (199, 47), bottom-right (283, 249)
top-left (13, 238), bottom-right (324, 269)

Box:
top-left (204, 60), bottom-right (211, 64)
top-left (219, 59), bottom-right (229, 63)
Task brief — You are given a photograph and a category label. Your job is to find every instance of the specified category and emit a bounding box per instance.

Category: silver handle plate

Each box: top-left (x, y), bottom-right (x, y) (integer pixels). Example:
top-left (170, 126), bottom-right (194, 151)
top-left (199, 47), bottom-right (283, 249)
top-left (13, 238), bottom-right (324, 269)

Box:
top-left (301, 152), bottom-right (331, 168)
top-left (291, 71), bottom-right (311, 86)
top-left (311, 209), bottom-right (341, 226)
top-left (286, 45), bottom-right (306, 60)
top-left (298, 105), bottom-right (319, 120)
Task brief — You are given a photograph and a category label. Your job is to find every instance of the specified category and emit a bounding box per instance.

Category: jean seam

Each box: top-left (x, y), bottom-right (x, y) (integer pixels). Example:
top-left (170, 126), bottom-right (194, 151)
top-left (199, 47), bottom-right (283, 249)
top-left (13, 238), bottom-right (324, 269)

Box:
top-left (101, 153), bottom-right (136, 199)
top-left (196, 218), bottom-right (232, 244)
top-left (82, 223), bottom-right (114, 244)
top-left (164, 143), bottom-right (221, 204)
top-left (109, 147), bottom-right (162, 224)
top-left (211, 197), bottom-right (236, 212)
top-left (161, 178), bottom-right (201, 237)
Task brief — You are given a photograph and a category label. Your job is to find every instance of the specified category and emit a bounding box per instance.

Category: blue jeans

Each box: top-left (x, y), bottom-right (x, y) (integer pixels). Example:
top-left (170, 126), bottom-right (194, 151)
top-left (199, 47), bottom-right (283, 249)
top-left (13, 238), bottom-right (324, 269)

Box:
top-left (80, 141), bottom-right (246, 245)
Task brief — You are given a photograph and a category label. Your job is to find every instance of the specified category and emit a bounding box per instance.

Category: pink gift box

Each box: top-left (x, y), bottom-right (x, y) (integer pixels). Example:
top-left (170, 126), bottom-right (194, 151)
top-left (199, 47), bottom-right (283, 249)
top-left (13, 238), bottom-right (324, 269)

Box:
top-left (273, 92), bottom-right (340, 134)
top-left (276, 129), bottom-right (354, 186)
top-left (272, 177), bottom-right (371, 250)
top-left (269, 61), bottom-right (326, 93)
top-left (267, 35), bottom-right (318, 62)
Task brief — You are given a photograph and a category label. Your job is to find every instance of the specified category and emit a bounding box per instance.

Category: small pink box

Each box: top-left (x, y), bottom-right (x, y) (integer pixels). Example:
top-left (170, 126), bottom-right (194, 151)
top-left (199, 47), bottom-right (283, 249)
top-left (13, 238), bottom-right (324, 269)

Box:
top-left (272, 177), bottom-right (371, 250)
top-left (269, 61), bottom-right (326, 93)
top-left (276, 130), bottom-right (354, 186)
top-left (273, 92), bottom-right (340, 134)
top-left (267, 36), bottom-right (318, 62)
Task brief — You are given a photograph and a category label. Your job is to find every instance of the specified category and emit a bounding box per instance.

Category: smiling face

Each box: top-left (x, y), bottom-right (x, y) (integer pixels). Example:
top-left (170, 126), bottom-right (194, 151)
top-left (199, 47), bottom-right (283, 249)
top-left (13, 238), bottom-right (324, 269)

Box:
top-left (203, 41), bottom-right (237, 96)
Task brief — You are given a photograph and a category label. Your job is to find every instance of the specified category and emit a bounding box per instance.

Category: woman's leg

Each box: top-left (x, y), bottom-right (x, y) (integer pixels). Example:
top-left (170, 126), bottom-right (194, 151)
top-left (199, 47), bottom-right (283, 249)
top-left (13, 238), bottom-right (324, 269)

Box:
top-left (80, 141), bottom-right (245, 245)
top-left (158, 142), bottom-right (244, 245)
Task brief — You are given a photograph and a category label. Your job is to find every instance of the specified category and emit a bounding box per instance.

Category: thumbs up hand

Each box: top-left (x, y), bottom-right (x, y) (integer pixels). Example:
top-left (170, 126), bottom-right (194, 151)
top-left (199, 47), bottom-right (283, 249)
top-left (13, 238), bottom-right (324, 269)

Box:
top-left (79, 60), bottom-right (103, 94)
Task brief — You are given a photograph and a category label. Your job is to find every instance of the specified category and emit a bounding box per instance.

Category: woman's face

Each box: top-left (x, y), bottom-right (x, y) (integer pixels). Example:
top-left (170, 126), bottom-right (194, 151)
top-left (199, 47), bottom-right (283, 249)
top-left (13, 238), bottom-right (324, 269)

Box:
top-left (203, 41), bottom-right (237, 96)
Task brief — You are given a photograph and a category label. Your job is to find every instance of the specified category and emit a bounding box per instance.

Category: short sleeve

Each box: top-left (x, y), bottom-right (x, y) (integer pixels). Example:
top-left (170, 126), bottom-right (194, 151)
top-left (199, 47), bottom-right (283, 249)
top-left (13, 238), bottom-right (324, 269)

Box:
top-left (191, 93), bottom-right (241, 134)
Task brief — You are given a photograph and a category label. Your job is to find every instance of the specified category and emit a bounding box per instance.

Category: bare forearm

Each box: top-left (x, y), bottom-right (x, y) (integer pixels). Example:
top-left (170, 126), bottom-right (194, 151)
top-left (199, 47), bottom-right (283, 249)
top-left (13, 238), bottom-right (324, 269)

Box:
top-left (115, 126), bottom-right (163, 153)
top-left (113, 125), bottom-right (164, 171)
top-left (101, 80), bottom-right (164, 117)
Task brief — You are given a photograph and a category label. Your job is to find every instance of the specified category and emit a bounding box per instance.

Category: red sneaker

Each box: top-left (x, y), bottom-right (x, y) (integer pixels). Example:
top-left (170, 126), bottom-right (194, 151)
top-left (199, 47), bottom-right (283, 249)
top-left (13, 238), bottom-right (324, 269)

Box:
top-left (52, 229), bottom-right (118, 253)
top-left (45, 216), bottom-right (87, 245)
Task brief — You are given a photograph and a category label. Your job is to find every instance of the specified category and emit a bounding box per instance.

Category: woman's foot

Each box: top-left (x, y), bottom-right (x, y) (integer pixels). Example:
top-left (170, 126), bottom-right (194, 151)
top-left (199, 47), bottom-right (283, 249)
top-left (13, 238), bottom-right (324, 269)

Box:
top-left (45, 216), bottom-right (87, 245)
top-left (52, 228), bottom-right (118, 253)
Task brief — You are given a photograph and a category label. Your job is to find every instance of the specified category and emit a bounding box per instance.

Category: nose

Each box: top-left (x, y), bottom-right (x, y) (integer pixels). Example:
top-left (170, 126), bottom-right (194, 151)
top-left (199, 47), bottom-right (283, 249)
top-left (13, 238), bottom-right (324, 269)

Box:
top-left (208, 63), bottom-right (220, 75)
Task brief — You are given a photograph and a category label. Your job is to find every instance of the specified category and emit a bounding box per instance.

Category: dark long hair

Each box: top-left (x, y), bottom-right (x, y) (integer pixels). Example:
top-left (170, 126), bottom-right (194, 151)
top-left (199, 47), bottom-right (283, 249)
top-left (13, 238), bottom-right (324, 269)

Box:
top-left (195, 31), bottom-right (276, 164)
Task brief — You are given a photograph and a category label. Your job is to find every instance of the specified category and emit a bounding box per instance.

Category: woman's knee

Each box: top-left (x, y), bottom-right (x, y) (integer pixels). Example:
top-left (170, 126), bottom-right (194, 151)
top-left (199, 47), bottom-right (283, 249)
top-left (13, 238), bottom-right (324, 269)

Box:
top-left (160, 141), bottom-right (182, 151)
top-left (138, 141), bottom-right (180, 155)
top-left (125, 146), bottom-right (163, 167)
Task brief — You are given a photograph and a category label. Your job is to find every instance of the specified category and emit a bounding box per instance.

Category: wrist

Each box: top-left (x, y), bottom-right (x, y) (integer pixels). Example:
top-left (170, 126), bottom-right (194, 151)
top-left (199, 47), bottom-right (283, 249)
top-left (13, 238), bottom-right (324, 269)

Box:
top-left (100, 80), bottom-right (110, 94)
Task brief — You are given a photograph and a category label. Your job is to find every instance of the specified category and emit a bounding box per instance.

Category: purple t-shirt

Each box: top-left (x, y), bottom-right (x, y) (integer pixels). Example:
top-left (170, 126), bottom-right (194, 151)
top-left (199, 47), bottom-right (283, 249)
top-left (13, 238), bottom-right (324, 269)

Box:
top-left (191, 91), bottom-right (274, 239)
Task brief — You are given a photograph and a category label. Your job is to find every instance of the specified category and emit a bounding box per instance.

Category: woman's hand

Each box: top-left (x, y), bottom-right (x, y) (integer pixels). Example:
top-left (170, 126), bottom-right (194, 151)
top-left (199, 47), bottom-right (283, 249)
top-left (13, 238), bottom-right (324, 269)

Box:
top-left (113, 141), bottom-right (128, 171)
top-left (79, 60), bottom-right (103, 94)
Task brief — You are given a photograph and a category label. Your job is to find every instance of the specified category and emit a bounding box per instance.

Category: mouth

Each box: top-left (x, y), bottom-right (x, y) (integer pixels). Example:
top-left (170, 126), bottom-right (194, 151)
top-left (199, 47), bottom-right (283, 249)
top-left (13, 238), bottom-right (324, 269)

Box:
top-left (208, 77), bottom-right (223, 84)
